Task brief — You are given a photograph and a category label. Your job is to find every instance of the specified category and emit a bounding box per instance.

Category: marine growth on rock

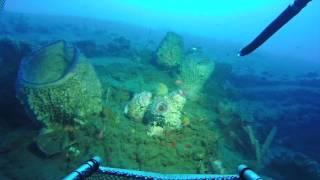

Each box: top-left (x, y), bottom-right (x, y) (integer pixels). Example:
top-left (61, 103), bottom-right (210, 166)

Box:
top-left (155, 32), bottom-right (184, 68)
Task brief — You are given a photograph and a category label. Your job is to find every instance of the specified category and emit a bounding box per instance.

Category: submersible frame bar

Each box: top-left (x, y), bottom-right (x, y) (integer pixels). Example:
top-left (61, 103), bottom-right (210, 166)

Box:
top-left (238, 0), bottom-right (312, 56)
top-left (63, 156), bottom-right (262, 180)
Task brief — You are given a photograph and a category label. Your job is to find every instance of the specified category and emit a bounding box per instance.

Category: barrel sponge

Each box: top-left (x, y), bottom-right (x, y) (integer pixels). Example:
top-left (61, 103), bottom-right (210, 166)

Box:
top-left (152, 82), bottom-right (168, 96)
top-left (124, 91), bottom-right (153, 122)
top-left (179, 54), bottom-right (215, 101)
top-left (146, 91), bottom-right (186, 129)
top-left (16, 41), bottom-right (103, 127)
top-left (155, 32), bottom-right (184, 68)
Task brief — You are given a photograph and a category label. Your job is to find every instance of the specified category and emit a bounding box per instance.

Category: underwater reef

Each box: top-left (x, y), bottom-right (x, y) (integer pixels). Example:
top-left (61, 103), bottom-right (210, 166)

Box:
top-left (0, 13), bottom-right (319, 180)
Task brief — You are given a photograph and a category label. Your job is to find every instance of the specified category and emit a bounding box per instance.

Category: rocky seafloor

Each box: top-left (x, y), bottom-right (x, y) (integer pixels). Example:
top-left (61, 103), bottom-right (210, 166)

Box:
top-left (0, 12), bottom-right (319, 180)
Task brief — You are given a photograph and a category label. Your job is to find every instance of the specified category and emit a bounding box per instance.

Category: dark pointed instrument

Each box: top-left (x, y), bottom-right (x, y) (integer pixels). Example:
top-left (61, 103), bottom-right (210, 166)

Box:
top-left (239, 0), bottom-right (312, 56)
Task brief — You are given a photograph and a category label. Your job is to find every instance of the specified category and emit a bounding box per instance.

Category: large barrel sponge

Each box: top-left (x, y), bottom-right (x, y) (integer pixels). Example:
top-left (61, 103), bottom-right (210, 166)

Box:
top-left (179, 54), bottom-right (215, 101)
top-left (16, 41), bottom-right (102, 127)
top-left (155, 32), bottom-right (184, 68)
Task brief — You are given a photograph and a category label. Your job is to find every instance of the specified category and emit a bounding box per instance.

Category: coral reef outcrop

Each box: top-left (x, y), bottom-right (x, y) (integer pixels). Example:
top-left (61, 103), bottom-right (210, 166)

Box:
top-left (146, 90), bottom-right (186, 130)
top-left (16, 41), bottom-right (103, 127)
top-left (124, 91), bottom-right (153, 122)
top-left (155, 32), bottom-right (184, 68)
top-left (124, 90), bottom-right (185, 131)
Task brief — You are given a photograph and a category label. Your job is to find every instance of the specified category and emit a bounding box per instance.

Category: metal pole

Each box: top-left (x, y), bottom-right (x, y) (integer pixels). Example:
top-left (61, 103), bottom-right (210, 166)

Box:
top-left (238, 0), bottom-right (312, 56)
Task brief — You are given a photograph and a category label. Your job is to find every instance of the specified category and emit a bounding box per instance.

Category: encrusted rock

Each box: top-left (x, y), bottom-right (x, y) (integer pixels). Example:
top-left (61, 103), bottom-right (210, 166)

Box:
top-left (146, 90), bottom-right (186, 129)
top-left (124, 91), bottom-right (152, 122)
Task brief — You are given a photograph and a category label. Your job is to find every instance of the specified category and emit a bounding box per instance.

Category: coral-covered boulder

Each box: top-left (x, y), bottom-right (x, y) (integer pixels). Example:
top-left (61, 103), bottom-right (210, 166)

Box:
top-left (146, 90), bottom-right (186, 129)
